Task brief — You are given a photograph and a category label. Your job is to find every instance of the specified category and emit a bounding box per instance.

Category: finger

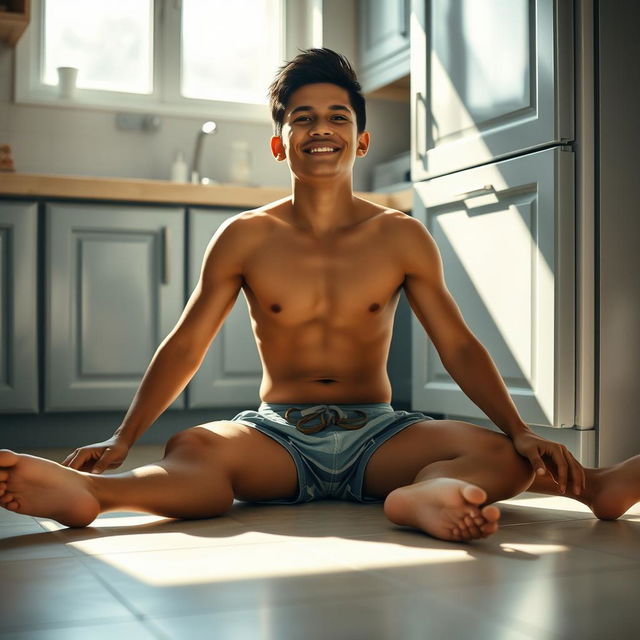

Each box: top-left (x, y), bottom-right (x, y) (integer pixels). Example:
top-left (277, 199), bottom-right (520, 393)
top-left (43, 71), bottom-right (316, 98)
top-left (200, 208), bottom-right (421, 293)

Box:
top-left (529, 453), bottom-right (547, 477)
top-left (91, 448), bottom-right (114, 474)
top-left (568, 453), bottom-right (584, 495)
top-left (551, 448), bottom-right (568, 493)
top-left (61, 450), bottom-right (79, 467)
top-left (66, 451), bottom-right (86, 470)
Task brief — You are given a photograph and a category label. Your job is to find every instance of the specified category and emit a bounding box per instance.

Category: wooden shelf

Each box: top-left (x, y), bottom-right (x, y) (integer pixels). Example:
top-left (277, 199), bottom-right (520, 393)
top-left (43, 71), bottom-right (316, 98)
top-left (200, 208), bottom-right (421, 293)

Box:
top-left (0, 0), bottom-right (30, 47)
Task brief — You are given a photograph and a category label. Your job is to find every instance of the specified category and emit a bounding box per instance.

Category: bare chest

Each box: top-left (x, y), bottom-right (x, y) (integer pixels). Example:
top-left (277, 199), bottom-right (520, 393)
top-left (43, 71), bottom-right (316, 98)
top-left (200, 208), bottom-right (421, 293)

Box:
top-left (242, 224), bottom-right (404, 325)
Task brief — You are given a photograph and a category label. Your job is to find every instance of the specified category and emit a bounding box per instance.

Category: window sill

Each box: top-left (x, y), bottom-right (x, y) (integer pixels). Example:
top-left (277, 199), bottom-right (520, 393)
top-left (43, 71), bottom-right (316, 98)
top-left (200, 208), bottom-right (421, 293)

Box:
top-left (13, 89), bottom-right (273, 124)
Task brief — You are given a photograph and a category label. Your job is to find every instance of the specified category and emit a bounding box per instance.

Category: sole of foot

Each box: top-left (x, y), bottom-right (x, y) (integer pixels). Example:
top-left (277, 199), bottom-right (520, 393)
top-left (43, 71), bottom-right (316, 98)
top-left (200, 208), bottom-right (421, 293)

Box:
top-left (0, 449), bottom-right (100, 527)
top-left (384, 477), bottom-right (500, 542)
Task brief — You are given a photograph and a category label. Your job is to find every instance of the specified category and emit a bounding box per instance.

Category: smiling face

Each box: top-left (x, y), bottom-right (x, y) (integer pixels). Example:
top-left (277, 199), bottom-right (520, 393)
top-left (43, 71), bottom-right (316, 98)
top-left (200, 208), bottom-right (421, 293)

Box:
top-left (270, 83), bottom-right (370, 181)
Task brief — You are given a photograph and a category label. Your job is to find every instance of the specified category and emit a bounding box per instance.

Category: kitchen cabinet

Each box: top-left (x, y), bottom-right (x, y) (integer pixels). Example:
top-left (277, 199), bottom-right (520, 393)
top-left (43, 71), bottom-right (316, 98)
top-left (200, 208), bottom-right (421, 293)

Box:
top-left (410, 0), bottom-right (573, 181)
top-left (187, 208), bottom-right (261, 408)
top-left (0, 200), bottom-right (38, 412)
top-left (358, 0), bottom-right (410, 94)
top-left (412, 147), bottom-right (575, 428)
top-left (45, 202), bottom-right (185, 411)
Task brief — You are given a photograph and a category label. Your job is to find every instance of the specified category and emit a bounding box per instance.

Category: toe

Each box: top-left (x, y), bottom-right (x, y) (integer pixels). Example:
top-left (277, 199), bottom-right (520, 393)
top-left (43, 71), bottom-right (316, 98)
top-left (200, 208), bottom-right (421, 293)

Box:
top-left (0, 493), bottom-right (14, 505)
top-left (481, 504), bottom-right (501, 522)
top-left (461, 484), bottom-right (487, 505)
top-left (464, 515), bottom-right (484, 539)
top-left (480, 521), bottom-right (499, 536)
top-left (0, 470), bottom-right (8, 481)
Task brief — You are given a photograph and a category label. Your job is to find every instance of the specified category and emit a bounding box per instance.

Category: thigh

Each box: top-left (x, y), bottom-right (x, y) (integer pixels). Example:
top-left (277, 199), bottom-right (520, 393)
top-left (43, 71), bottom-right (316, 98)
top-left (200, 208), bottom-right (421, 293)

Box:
top-left (174, 420), bottom-right (299, 502)
top-left (362, 419), bottom-right (513, 498)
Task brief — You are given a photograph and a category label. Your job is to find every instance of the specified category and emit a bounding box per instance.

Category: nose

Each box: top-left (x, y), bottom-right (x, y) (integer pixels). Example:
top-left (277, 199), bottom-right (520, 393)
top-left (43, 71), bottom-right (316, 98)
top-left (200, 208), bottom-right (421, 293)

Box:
top-left (309, 121), bottom-right (334, 136)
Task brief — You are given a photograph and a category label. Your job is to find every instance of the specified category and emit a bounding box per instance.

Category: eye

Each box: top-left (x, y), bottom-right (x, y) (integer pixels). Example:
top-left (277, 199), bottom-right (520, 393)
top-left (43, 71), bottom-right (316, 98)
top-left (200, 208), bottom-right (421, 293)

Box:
top-left (293, 116), bottom-right (311, 122)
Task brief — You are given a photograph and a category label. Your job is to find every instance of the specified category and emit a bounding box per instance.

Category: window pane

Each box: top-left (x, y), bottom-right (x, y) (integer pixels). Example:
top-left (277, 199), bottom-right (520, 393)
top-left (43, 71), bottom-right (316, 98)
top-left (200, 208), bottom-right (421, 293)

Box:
top-left (43, 0), bottom-right (154, 94)
top-left (181, 0), bottom-right (283, 104)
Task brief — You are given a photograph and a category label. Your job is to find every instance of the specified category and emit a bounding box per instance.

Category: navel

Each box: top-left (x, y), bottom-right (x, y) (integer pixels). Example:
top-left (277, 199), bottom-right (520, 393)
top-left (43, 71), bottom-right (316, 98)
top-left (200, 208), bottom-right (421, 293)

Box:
top-left (270, 303), bottom-right (282, 313)
top-left (369, 303), bottom-right (380, 312)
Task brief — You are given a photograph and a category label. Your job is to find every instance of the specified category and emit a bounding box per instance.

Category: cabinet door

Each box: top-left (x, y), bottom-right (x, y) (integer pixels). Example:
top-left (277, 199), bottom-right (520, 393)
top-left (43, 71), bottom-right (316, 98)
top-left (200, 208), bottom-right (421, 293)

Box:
top-left (187, 209), bottom-right (261, 408)
top-left (0, 201), bottom-right (38, 413)
top-left (359, 0), bottom-right (411, 92)
top-left (411, 0), bottom-right (573, 180)
top-left (46, 203), bottom-right (185, 411)
top-left (411, 148), bottom-right (575, 428)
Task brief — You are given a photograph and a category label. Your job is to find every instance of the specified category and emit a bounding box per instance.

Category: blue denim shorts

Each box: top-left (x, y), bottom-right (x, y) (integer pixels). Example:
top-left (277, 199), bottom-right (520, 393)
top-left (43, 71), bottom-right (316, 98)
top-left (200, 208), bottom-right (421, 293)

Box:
top-left (231, 402), bottom-right (434, 504)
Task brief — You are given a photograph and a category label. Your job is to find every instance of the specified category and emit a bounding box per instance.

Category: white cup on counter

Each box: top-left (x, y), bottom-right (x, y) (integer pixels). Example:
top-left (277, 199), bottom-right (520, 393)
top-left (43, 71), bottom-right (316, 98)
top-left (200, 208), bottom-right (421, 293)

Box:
top-left (57, 66), bottom-right (79, 99)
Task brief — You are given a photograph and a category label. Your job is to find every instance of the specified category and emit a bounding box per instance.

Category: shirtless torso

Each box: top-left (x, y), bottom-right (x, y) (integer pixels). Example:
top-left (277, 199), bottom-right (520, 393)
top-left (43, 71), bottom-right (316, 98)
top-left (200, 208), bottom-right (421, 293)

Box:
top-left (227, 196), bottom-right (408, 404)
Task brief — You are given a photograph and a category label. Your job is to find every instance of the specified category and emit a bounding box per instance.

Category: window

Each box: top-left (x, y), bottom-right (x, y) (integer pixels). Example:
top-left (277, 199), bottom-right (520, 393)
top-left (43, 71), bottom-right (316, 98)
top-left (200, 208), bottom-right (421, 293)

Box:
top-left (15, 0), bottom-right (288, 122)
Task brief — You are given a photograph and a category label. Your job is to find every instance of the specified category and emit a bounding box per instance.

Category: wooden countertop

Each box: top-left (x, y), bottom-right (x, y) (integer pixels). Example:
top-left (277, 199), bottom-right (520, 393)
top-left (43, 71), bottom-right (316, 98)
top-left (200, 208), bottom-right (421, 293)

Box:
top-left (0, 173), bottom-right (412, 211)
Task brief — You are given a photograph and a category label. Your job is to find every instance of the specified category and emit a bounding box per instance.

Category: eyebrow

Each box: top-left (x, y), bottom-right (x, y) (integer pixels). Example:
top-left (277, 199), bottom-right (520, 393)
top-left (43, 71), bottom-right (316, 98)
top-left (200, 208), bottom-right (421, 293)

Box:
top-left (288, 104), bottom-right (352, 117)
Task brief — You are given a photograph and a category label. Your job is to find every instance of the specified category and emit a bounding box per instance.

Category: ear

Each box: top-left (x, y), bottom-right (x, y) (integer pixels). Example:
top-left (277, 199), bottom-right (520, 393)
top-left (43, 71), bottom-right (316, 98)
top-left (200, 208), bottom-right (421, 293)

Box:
top-left (355, 130), bottom-right (371, 158)
top-left (270, 136), bottom-right (286, 161)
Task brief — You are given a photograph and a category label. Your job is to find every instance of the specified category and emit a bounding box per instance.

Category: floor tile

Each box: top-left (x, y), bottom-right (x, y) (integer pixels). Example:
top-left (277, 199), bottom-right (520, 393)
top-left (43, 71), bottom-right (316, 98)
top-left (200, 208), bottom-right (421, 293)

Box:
top-left (0, 522), bottom-right (76, 561)
top-left (290, 522), bottom-right (633, 592)
top-left (430, 565), bottom-right (640, 640)
top-left (497, 492), bottom-right (597, 525)
top-left (81, 542), bottom-right (400, 618)
top-left (226, 499), bottom-right (393, 536)
top-left (498, 516), bottom-right (640, 561)
top-left (0, 620), bottom-right (160, 640)
top-left (148, 590), bottom-right (537, 640)
top-left (0, 556), bottom-right (136, 633)
top-left (38, 510), bottom-right (274, 556)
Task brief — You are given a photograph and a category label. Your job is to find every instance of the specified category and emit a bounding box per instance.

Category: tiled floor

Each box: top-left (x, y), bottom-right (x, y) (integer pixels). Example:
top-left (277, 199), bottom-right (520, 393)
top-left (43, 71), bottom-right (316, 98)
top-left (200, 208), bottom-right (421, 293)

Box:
top-left (1, 446), bottom-right (638, 640)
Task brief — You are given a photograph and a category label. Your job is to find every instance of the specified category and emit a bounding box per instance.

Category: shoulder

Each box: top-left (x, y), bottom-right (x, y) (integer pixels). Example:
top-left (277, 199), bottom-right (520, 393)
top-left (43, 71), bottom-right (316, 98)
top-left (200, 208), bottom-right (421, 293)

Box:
top-left (372, 209), bottom-right (442, 275)
top-left (200, 197), bottom-right (291, 273)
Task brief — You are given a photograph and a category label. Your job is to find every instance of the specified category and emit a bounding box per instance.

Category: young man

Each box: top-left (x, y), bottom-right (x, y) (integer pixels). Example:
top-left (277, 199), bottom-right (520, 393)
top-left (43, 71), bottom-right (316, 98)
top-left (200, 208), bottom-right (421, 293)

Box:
top-left (0, 49), bottom-right (638, 541)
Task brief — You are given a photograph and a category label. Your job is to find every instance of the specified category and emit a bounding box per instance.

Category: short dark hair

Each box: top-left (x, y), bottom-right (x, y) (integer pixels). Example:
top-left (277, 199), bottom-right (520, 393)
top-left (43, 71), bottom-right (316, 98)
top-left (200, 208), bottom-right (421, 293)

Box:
top-left (267, 48), bottom-right (366, 137)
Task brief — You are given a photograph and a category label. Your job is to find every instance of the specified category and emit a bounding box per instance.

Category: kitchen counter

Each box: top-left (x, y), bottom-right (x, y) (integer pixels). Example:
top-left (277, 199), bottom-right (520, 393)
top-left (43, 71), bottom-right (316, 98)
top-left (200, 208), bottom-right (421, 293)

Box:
top-left (0, 173), bottom-right (412, 211)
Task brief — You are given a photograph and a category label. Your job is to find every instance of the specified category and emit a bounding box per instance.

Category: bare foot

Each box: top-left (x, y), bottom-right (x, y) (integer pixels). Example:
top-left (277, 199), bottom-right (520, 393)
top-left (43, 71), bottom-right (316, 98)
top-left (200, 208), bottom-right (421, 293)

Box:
top-left (383, 477), bottom-right (501, 542)
top-left (584, 454), bottom-right (640, 520)
top-left (0, 449), bottom-right (100, 527)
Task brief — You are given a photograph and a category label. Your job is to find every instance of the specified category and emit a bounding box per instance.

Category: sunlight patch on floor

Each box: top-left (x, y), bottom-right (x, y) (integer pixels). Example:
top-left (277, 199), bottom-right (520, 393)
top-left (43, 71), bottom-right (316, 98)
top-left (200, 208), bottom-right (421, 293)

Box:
top-left (503, 494), bottom-right (593, 513)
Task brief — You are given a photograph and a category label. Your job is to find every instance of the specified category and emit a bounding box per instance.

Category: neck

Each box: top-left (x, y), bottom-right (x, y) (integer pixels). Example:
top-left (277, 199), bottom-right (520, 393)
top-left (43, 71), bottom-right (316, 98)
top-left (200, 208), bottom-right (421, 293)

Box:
top-left (290, 175), bottom-right (357, 237)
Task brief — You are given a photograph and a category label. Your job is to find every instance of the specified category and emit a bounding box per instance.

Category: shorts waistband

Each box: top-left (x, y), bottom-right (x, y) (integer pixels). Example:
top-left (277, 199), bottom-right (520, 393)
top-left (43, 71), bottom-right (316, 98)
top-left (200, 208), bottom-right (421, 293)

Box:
top-left (259, 402), bottom-right (394, 412)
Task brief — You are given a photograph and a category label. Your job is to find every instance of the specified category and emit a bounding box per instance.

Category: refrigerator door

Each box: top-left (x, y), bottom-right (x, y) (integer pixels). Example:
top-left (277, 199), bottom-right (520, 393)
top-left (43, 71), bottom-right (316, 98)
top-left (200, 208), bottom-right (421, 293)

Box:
top-left (411, 147), bottom-right (575, 428)
top-left (411, 0), bottom-right (574, 181)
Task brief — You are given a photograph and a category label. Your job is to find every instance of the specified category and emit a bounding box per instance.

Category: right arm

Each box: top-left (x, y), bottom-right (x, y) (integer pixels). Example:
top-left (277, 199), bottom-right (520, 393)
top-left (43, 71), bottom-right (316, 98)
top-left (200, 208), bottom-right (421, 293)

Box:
top-left (64, 214), bottom-right (247, 472)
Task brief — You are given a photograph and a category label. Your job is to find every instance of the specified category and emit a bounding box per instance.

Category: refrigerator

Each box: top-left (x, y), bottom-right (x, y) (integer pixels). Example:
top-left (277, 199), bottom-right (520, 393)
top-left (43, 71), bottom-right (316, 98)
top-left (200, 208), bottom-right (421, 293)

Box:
top-left (408, 0), bottom-right (596, 465)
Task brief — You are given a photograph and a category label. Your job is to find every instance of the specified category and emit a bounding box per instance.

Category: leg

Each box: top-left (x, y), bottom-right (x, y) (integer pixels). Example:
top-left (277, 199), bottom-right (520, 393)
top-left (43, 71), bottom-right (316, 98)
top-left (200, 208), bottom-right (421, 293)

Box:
top-left (528, 453), bottom-right (640, 520)
top-left (0, 421), bottom-right (298, 527)
top-left (363, 419), bottom-right (535, 542)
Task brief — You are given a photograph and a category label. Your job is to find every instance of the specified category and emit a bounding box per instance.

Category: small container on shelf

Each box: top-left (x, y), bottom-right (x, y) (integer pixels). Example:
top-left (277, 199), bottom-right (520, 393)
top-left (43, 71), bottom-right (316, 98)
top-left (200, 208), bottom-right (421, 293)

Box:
top-left (0, 144), bottom-right (15, 172)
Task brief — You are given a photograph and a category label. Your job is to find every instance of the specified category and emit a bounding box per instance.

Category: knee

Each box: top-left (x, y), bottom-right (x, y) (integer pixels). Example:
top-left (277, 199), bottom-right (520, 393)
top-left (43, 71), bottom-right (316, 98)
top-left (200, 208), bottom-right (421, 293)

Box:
top-left (165, 426), bottom-right (220, 457)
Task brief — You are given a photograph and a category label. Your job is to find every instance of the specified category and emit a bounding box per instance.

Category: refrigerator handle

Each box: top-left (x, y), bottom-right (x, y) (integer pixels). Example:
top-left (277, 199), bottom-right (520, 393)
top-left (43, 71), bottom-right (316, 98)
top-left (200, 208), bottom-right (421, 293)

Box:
top-left (454, 185), bottom-right (495, 199)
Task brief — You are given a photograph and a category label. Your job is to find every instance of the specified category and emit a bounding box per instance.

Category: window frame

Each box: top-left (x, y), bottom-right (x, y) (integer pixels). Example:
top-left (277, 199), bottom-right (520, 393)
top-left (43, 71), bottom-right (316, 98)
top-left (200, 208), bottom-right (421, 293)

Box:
top-left (14, 0), bottom-right (292, 123)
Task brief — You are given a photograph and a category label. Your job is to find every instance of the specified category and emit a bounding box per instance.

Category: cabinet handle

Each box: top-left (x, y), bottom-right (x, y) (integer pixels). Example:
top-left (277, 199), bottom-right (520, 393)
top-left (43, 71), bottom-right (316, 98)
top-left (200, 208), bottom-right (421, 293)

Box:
top-left (453, 185), bottom-right (495, 199)
top-left (414, 91), bottom-right (426, 161)
top-left (162, 226), bottom-right (170, 285)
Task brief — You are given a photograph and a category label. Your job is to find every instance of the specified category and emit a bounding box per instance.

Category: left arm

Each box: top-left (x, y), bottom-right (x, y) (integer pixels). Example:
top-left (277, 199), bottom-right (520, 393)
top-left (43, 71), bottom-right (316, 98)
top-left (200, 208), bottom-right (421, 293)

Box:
top-left (397, 215), bottom-right (584, 493)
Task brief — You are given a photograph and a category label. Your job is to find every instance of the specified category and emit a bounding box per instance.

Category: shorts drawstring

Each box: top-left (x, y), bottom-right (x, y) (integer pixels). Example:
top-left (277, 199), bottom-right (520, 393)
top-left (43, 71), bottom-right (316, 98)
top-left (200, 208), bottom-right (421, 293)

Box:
top-left (284, 405), bottom-right (368, 434)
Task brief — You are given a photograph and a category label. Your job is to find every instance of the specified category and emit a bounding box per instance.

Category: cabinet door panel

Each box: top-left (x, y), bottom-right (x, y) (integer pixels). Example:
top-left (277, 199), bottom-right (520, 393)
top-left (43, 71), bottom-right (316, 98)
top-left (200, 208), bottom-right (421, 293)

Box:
top-left (187, 209), bottom-right (261, 408)
top-left (411, 0), bottom-right (573, 180)
top-left (359, 0), bottom-right (410, 92)
top-left (46, 203), bottom-right (184, 411)
top-left (0, 201), bottom-right (38, 413)
top-left (412, 148), bottom-right (575, 427)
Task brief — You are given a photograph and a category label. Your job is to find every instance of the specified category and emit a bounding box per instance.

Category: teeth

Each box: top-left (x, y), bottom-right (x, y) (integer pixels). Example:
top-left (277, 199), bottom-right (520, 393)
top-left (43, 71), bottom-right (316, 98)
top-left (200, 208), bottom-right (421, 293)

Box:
top-left (308, 147), bottom-right (337, 153)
